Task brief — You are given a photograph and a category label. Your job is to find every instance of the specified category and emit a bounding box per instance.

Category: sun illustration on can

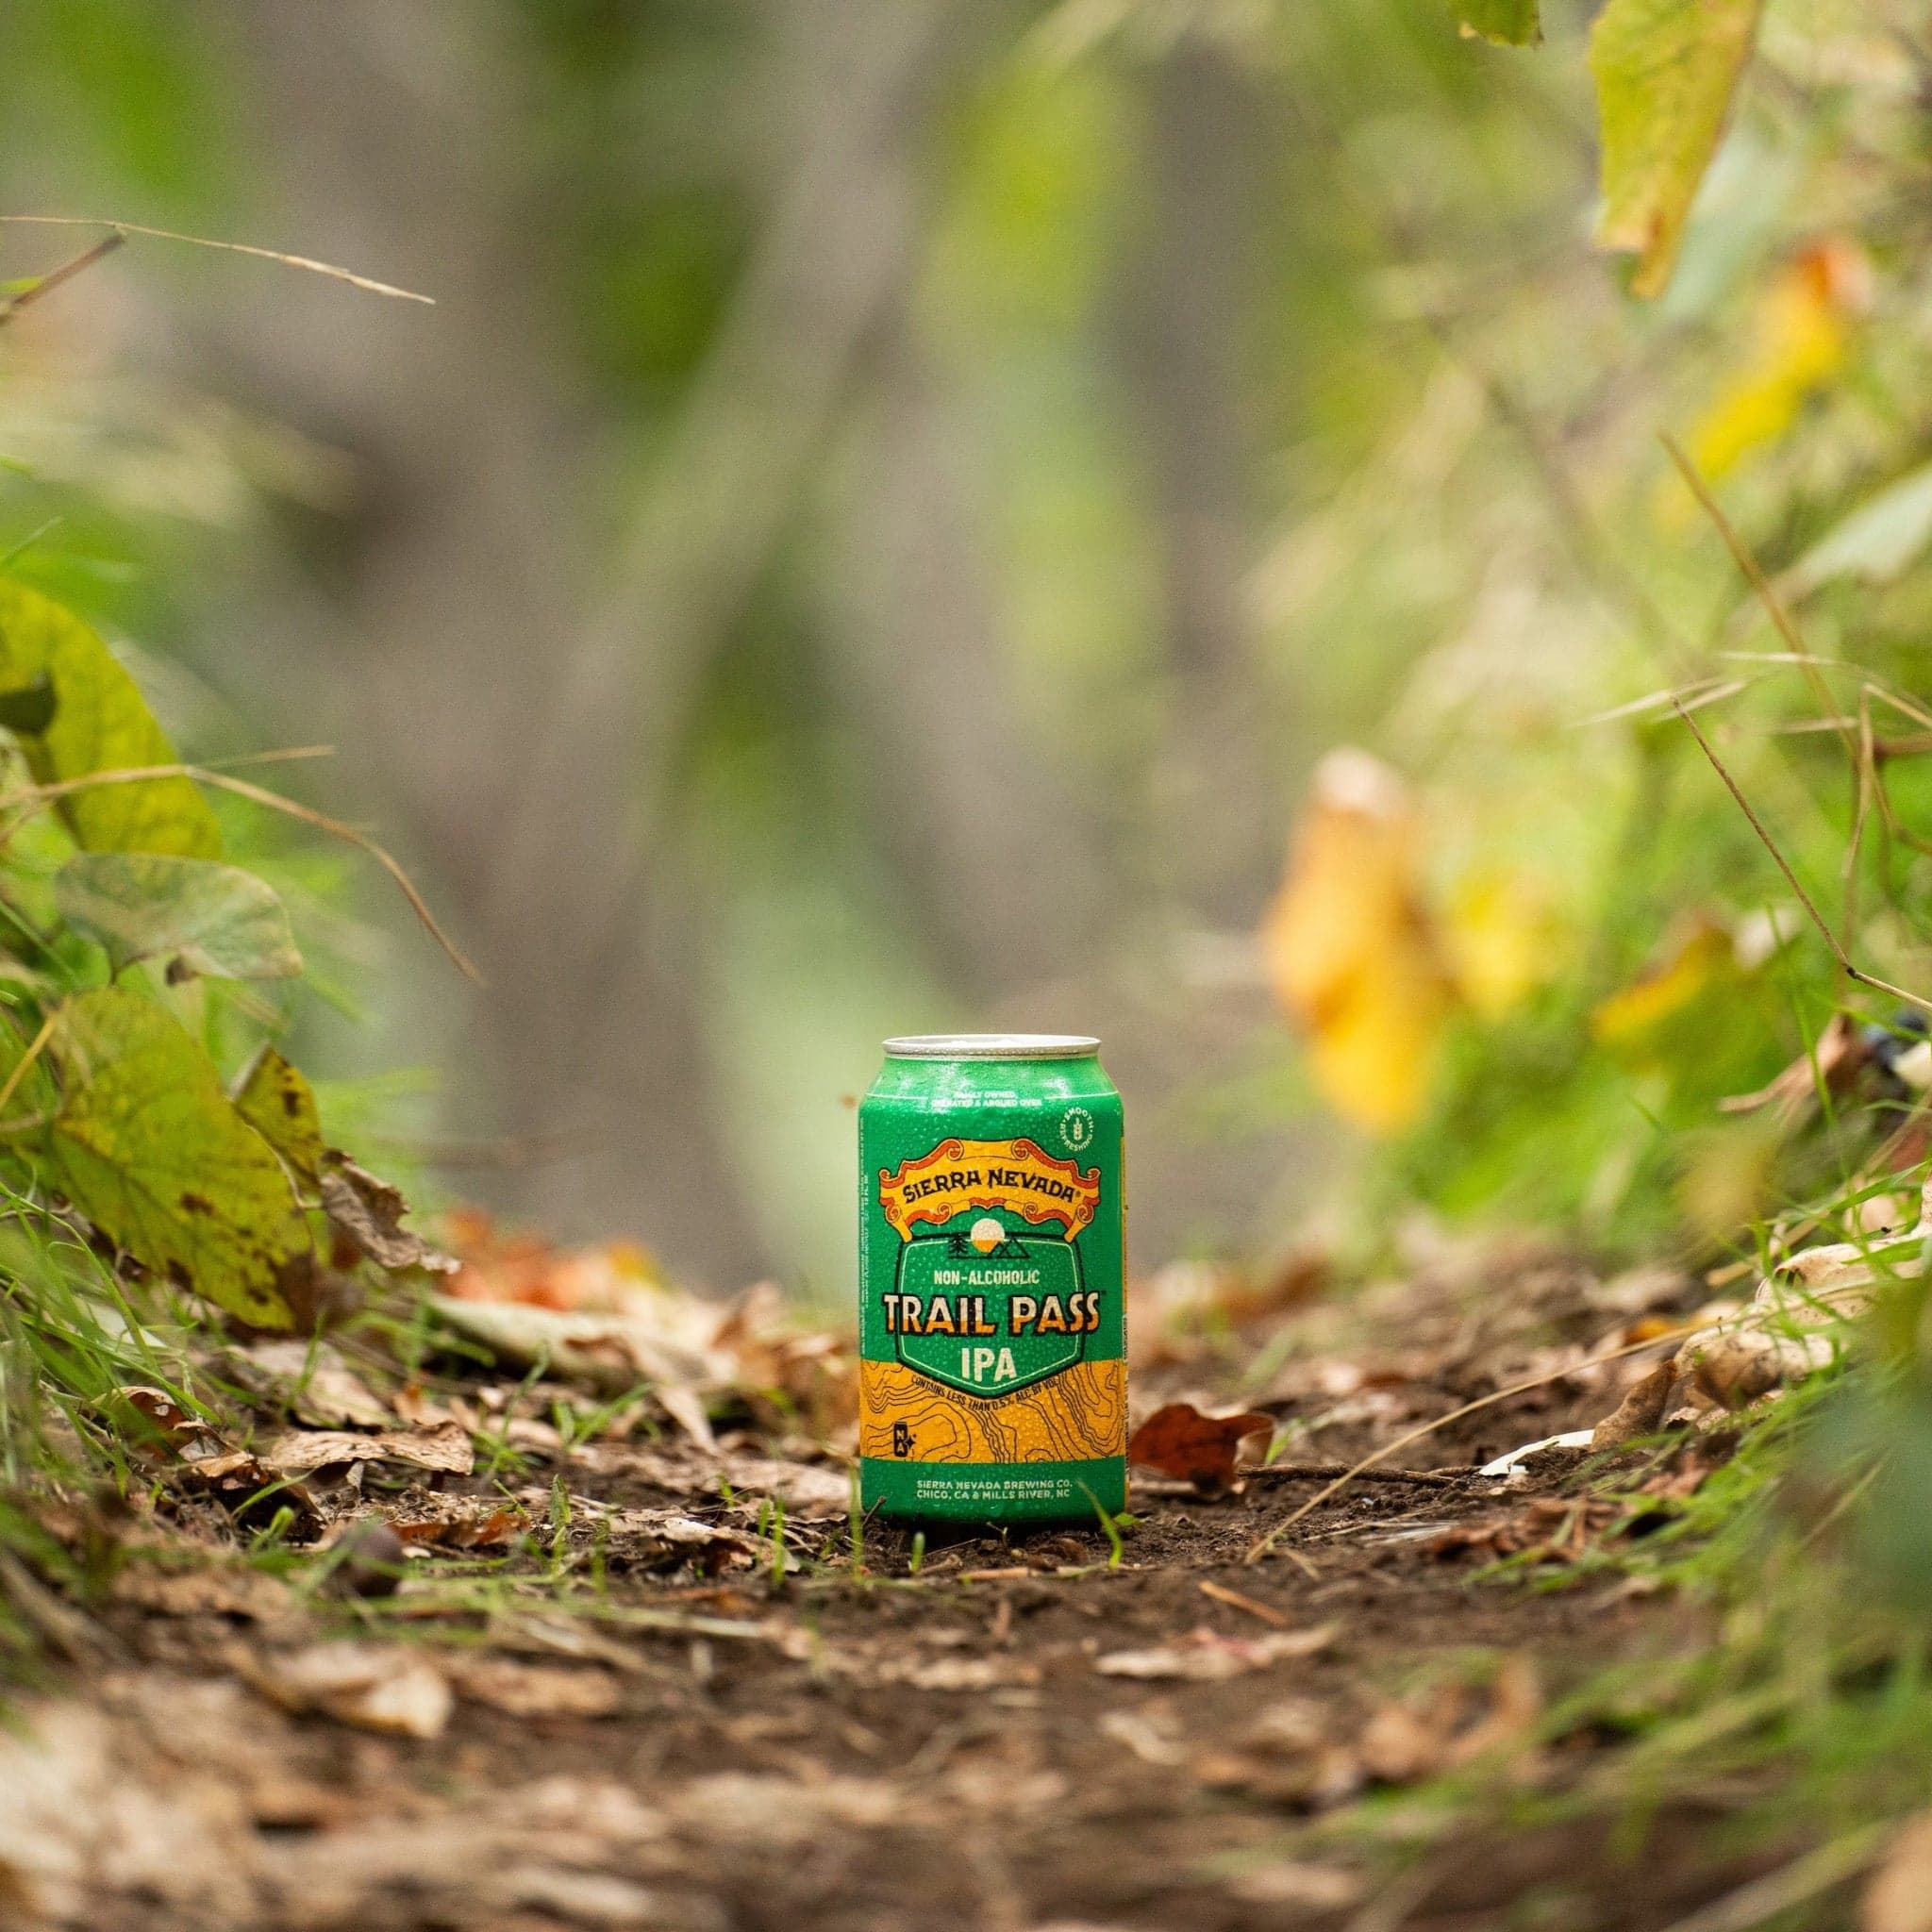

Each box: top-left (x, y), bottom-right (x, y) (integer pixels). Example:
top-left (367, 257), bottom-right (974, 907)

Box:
top-left (969, 1216), bottom-right (1006, 1254)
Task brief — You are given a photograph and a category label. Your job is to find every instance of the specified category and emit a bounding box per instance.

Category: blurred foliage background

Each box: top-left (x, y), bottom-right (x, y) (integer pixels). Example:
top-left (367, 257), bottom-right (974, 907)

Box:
top-left (0, 0), bottom-right (1923, 1304)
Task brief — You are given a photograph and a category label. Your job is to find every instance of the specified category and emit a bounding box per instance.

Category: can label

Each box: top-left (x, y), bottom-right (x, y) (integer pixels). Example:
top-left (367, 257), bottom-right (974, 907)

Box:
top-left (860, 1098), bottom-right (1126, 1522)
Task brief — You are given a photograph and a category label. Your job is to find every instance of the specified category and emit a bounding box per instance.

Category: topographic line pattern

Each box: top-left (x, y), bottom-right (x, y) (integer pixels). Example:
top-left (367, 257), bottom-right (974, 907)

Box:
top-left (858, 1358), bottom-right (1125, 1464)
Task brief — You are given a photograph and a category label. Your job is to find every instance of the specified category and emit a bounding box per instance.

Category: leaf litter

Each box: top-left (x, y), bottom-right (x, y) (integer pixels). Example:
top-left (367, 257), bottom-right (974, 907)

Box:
top-left (0, 1199), bottom-right (1821, 1932)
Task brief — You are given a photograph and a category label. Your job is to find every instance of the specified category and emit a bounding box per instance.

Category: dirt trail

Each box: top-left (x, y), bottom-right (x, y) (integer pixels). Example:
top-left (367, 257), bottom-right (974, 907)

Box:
top-left (0, 1241), bottom-right (1784, 1931)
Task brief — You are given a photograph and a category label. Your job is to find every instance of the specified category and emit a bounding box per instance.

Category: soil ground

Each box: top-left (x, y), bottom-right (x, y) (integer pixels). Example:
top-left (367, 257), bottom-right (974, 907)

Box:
top-left (0, 1241), bottom-right (1810, 1932)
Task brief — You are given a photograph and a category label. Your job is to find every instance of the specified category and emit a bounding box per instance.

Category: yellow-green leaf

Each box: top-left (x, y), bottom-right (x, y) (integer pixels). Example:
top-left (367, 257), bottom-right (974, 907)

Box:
top-left (56, 854), bottom-right (301, 980)
top-left (48, 988), bottom-right (313, 1328)
top-left (233, 1045), bottom-right (325, 1187)
top-left (1457, 0), bottom-right (1541, 46)
top-left (0, 579), bottom-right (222, 858)
top-left (1589, 0), bottom-right (1764, 299)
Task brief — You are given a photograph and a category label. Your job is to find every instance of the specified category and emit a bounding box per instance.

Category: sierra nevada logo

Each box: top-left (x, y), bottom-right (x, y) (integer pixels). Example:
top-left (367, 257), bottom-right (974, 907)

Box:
top-left (878, 1139), bottom-right (1103, 1399)
top-left (877, 1137), bottom-right (1100, 1241)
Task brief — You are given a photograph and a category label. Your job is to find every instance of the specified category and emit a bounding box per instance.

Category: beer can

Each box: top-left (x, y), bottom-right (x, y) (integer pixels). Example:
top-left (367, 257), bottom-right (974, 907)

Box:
top-left (858, 1034), bottom-right (1127, 1524)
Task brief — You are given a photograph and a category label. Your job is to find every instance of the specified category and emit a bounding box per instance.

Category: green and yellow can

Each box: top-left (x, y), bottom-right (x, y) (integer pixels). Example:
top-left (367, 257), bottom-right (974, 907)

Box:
top-left (858, 1034), bottom-right (1127, 1524)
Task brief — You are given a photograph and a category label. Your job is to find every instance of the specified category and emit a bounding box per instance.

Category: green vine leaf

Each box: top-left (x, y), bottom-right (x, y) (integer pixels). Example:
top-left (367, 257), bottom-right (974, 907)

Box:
top-left (1457, 1), bottom-right (1541, 47)
top-left (232, 1044), bottom-right (325, 1188)
top-left (1589, 0), bottom-right (1764, 299)
top-left (56, 853), bottom-right (302, 981)
top-left (47, 988), bottom-right (314, 1329)
top-left (0, 580), bottom-right (222, 858)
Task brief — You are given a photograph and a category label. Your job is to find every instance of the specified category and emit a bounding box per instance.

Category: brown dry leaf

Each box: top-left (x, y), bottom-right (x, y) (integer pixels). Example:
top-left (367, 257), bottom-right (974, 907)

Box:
top-left (1590, 1359), bottom-right (1679, 1452)
top-left (601, 1507), bottom-right (768, 1575)
top-left (392, 1504), bottom-right (525, 1551)
top-left (1128, 1403), bottom-right (1274, 1491)
top-left (262, 1422), bottom-right (474, 1478)
top-left (1095, 1623), bottom-right (1334, 1681)
top-left (318, 1154), bottom-right (457, 1274)
top-left (1719, 1010), bottom-right (1866, 1118)
top-left (899, 1657), bottom-right (1041, 1692)
top-left (443, 1656), bottom-right (624, 1721)
top-left (1358, 1655), bottom-right (1542, 1787)
top-left (430, 1295), bottom-right (730, 1397)
top-left (115, 1385), bottom-right (221, 1460)
top-left (246, 1641), bottom-right (453, 1739)
top-left (111, 1560), bottom-right (296, 1622)
top-left (1864, 1808), bottom-right (1932, 1932)
top-left (179, 1452), bottom-right (320, 1533)
top-left (241, 1339), bottom-right (393, 1429)
top-left (1260, 749), bottom-right (1455, 1133)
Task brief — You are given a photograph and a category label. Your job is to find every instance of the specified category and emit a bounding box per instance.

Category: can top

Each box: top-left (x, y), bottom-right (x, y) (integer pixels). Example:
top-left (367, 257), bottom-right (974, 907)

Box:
top-left (883, 1032), bottom-right (1100, 1061)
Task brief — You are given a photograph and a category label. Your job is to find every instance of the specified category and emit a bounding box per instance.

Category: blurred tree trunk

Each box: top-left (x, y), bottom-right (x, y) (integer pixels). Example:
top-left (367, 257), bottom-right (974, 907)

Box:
top-left (827, 315), bottom-right (1112, 997)
top-left (202, 0), bottom-right (977, 1280)
top-left (1121, 33), bottom-right (1274, 924)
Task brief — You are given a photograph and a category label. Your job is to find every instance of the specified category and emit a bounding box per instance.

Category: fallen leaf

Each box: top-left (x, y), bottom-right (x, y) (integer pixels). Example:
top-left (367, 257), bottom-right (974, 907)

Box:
top-left (430, 1295), bottom-right (728, 1396)
top-left (111, 1560), bottom-right (295, 1621)
top-left (242, 1339), bottom-right (393, 1429)
top-left (443, 1657), bottom-right (624, 1721)
top-left (1589, 0), bottom-right (1765, 299)
top-left (179, 1451), bottom-right (320, 1533)
top-left (392, 1504), bottom-right (525, 1551)
top-left (898, 1657), bottom-right (1040, 1692)
top-left (1719, 1011), bottom-right (1867, 1119)
top-left (115, 1384), bottom-right (216, 1456)
top-left (1590, 1359), bottom-right (1679, 1452)
top-left (599, 1507), bottom-right (767, 1575)
top-left (320, 1154), bottom-right (456, 1274)
top-left (246, 1641), bottom-right (453, 1739)
top-left (1128, 1403), bottom-right (1274, 1490)
top-left (1261, 749), bottom-right (1454, 1133)
top-left (1095, 1624), bottom-right (1334, 1681)
top-left (262, 1422), bottom-right (475, 1477)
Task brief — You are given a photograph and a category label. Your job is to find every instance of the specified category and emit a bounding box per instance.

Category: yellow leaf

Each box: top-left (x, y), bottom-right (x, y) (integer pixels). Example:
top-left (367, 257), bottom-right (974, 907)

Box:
top-left (1591, 916), bottom-right (1735, 1045)
top-left (1441, 871), bottom-right (1557, 1021)
top-left (1590, 0), bottom-right (1764, 300)
top-left (1683, 241), bottom-right (1870, 485)
top-left (1262, 751), bottom-right (1454, 1135)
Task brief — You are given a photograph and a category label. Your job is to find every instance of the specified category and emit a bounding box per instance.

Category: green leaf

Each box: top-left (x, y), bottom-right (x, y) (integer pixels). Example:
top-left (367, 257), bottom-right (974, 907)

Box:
top-left (1457, 0), bottom-right (1541, 46)
top-left (232, 1045), bottom-right (325, 1187)
top-left (47, 988), bottom-right (314, 1329)
top-left (0, 579), bottom-right (221, 858)
top-left (1590, 0), bottom-right (1764, 300)
top-left (55, 853), bottom-right (302, 981)
top-left (0, 675), bottom-right (57, 737)
top-left (1780, 462), bottom-right (1932, 603)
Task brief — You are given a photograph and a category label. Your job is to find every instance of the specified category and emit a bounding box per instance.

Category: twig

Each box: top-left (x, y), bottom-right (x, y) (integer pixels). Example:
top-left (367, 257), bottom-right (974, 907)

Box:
top-left (1244, 1462), bottom-right (1475, 1490)
top-left (0, 763), bottom-right (479, 982)
top-left (1197, 1579), bottom-right (1291, 1627)
top-left (1661, 433), bottom-right (1857, 771)
top-left (0, 1008), bottom-right (58, 1122)
top-left (0, 232), bottom-right (125, 324)
top-left (0, 216), bottom-right (432, 303)
top-left (1242, 1324), bottom-right (1702, 1564)
top-left (1669, 696), bottom-right (1932, 1017)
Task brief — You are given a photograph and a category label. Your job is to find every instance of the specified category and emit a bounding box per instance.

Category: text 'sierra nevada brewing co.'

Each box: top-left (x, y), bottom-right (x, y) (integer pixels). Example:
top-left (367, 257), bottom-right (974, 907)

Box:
top-left (858, 1035), bottom-right (1126, 1523)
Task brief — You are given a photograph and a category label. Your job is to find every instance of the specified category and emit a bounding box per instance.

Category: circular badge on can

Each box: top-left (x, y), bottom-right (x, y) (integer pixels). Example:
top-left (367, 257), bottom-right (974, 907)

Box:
top-left (1059, 1105), bottom-right (1094, 1153)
